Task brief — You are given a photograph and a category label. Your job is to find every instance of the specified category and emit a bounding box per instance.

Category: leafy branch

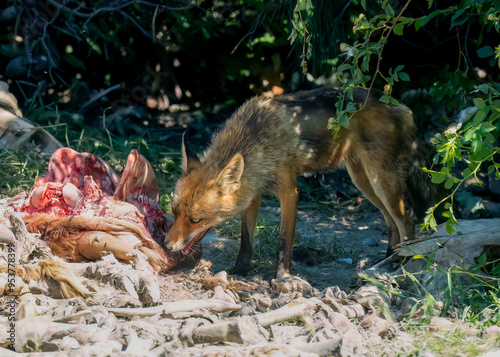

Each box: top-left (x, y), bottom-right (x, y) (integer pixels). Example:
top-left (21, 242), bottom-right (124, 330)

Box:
top-left (330, 0), bottom-right (413, 135)
top-left (288, 0), bottom-right (313, 74)
top-left (422, 84), bottom-right (500, 234)
top-left (363, 0), bottom-right (413, 106)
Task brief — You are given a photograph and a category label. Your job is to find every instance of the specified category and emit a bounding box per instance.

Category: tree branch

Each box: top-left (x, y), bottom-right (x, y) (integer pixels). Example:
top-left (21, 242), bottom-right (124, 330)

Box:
top-left (364, 0), bottom-right (413, 107)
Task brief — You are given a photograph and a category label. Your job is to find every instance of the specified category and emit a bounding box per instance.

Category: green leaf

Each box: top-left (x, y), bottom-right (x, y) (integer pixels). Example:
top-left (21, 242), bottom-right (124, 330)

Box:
top-left (471, 135), bottom-right (483, 156)
top-left (477, 46), bottom-right (494, 58)
top-left (393, 23), bottom-right (404, 36)
top-left (463, 128), bottom-right (477, 142)
top-left (340, 113), bottom-right (350, 129)
top-left (473, 97), bottom-right (486, 109)
top-left (394, 65), bottom-right (405, 72)
top-left (486, 133), bottom-right (496, 143)
top-left (451, 7), bottom-right (469, 27)
top-left (479, 122), bottom-right (496, 133)
top-left (297, 0), bottom-right (307, 11)
top-left (416, 10), bottom-right (441, 31)
top-left (491, 265), bottom-right (500, 277)
top-left (337, 63), bottom-right (351, 72)
top-left (478, 253), bottom-right (487, 266)
top-left (473, 109), bottom-right (487, 124)
top-left (384, 3), bottom-right (395, 17)
top-left (63, 54), bottom-right (86, 69)
top-left (444, 178), bottom-right (454, 189)
top-left (379, 95), bottom-right (391, 104)
top-left (414, 18), bottom-right (422, 31)
top-left (478, 84), bottom-right (490, 94)
top-left (431, 172), bottom-right (446, 184)
top-left (445, 219), bottom-right (456, 235)
top-left (345, 102), bottom-right (357, 112)
top-left (398, 72), bottom-right (410, 81)
top-left (84, 36), bottom-right (103, 55)
top-left (429, 215), bottom-right (437, 231)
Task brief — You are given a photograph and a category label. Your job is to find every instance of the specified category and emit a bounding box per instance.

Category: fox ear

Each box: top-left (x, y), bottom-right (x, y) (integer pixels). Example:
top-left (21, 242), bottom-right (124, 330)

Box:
top-left (215, 153), bottom-right (244, 193)
top-left (181, 132), bottom-right (201, 176)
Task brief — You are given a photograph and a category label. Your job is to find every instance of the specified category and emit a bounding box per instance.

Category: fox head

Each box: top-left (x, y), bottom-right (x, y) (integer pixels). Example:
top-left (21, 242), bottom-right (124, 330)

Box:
top-left (165, 135), bottom-right (245, 254)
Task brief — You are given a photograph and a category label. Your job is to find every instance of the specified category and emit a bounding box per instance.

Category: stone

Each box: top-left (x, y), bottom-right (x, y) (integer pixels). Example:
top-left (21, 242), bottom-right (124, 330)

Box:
top-left (359, 313), bottom-right (394, 338)
top-left (429, 317), bottom-right (454, 332)
top-left (339, 329), bottom-right (366, 357)
top-left (328, 311), bottom-right (358, 334)
top-left (483, 326), bottom-right (500, 340)
top-left (401, 297), bottom-right (419, 315)
top-left (361, 237), bottom-right (379, 247)
top-left (61, 336), bottom-right (80, 350)
top-left (489, 172), bottom-right (500, 195)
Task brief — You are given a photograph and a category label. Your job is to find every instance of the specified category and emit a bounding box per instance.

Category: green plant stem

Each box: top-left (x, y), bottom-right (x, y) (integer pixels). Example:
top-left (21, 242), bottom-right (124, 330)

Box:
top-left (297, 4), bottom-right (309, 60)
top-left (363, 0), bottom-right (413, 107)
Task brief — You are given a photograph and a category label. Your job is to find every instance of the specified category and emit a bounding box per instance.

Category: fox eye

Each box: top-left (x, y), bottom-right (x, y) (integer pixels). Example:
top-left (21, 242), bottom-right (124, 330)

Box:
top-left (190, 218), bottom-right (201, 224)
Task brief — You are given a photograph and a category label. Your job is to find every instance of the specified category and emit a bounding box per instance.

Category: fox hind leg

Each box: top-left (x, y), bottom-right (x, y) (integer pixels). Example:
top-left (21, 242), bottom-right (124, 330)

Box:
top-left (362, 162), bottom-right (415, 248)
top-left (368, 174), bottom-right (415, 247)
top-left (346, 160), bottom-right (400, 254)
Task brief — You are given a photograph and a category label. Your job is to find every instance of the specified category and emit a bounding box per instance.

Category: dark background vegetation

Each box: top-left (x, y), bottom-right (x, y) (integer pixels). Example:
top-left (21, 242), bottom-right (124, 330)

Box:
top-left (0, 0), bottom-right (499, 203)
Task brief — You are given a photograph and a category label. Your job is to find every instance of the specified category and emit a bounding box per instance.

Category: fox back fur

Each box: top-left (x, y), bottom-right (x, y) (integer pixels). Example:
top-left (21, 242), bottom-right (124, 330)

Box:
top-left (166, 87), bottom-right (437, 277)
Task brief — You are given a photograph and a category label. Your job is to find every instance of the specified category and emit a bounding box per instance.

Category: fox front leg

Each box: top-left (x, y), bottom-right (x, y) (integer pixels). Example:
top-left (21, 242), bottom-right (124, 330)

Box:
top-left (276, 174), bottom-right (299, 279)
top-left (232, 195), bottom-right (261, 275)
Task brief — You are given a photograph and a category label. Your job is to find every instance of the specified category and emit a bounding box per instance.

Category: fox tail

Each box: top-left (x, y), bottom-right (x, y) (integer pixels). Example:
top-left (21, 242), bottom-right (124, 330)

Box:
top-left (400, 110), bottom-right (445, 222)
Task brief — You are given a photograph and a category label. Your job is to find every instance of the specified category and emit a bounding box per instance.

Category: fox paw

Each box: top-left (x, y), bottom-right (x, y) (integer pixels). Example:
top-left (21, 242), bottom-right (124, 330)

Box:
top-left (272, 276), bottom-right (317, 297)
top-left (230, 262), bottom-right (250, 276)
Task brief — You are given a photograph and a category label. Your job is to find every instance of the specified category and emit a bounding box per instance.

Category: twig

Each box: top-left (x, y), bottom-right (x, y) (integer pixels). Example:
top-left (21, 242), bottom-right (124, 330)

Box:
top-left (363, 0), bottom-right (413, 107)
top-left (45, 0), bottom-right (194, 21)
top-left (78, 84), bottom-right (121, 114)
top-left (152, 4), bottom-right (160, 42)
top-left (297, 3), bottom-right (309, 69)
top-left (118, 10), bottom-right (151, 38)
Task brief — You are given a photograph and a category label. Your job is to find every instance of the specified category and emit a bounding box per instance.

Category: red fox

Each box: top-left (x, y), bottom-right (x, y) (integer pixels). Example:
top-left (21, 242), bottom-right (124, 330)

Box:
top-left (165, 87), bottom-right (437, 278)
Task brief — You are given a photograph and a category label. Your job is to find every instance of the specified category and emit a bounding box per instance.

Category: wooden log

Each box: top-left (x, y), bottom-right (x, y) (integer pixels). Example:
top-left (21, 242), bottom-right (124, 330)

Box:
top-left (395, 218), bottom-right (500, 257)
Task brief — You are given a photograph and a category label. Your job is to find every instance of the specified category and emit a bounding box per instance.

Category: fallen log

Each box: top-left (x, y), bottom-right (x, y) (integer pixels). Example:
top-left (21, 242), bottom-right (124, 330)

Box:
top-left (395, 218), bottom-right (500, 266)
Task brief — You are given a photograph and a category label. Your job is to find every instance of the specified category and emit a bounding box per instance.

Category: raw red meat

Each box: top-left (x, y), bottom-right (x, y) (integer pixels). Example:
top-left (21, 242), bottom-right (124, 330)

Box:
top-left (19, 148), bottom-right (193, 272)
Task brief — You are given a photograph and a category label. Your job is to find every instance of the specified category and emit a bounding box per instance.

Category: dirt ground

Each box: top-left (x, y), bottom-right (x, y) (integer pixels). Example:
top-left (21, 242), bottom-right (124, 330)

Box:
top-left (203, 195), bottom-right (391, 291)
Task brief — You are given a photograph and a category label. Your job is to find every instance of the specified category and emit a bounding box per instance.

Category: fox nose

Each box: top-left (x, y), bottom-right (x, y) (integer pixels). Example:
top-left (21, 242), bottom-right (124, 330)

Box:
top-left (164, 243), bottom-right (173, 251)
